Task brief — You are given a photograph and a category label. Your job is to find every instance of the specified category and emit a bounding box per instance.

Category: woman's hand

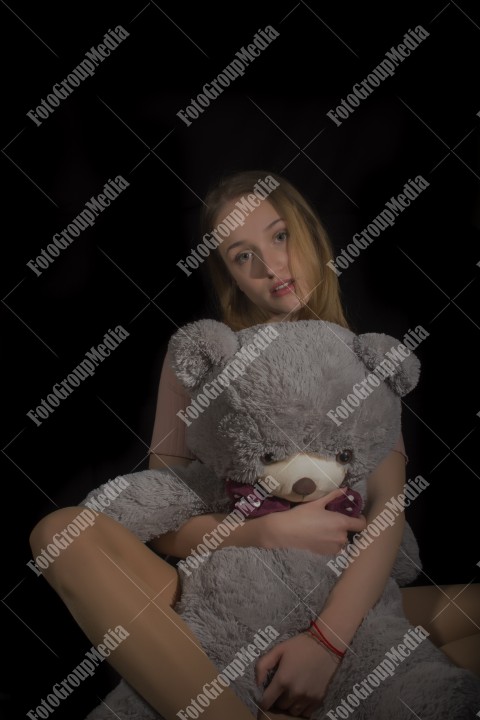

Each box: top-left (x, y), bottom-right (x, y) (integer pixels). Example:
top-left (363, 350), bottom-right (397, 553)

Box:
top-left (262, 489), bottom-right (367, 555)
top-left (255, 633), bottom-right (340, 718)
top-left (150, 489), bottom-right (365, 558)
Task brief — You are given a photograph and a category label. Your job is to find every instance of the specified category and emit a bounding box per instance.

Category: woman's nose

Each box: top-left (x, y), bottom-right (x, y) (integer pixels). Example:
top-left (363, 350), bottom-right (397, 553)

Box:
top-left (256, 249), bottom-right (288, 278)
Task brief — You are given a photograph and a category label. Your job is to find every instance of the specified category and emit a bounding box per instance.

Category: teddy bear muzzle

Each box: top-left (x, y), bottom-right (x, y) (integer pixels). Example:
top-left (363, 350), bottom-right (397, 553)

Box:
top-left (260, 452), bottom-right (348, 501)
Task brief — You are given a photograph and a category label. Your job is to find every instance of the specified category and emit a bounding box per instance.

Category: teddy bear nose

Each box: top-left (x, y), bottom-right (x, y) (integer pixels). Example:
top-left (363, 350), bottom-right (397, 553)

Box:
top-left (292, 477), bottom-right (316, 496)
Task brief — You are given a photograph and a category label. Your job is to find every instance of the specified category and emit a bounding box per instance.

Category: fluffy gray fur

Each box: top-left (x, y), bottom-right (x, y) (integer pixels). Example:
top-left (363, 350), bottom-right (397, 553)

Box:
top-left (82, 319), bottom-right (480, 719)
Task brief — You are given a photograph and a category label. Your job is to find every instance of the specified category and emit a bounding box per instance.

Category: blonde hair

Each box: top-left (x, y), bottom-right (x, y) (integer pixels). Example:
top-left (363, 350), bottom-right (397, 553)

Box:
top-left (201, 170), bottom-right (350, 331)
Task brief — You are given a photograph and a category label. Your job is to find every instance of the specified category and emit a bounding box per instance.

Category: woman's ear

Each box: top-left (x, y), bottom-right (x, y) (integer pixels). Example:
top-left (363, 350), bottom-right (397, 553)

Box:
top-left (168, 319), bottom-right (239, 391)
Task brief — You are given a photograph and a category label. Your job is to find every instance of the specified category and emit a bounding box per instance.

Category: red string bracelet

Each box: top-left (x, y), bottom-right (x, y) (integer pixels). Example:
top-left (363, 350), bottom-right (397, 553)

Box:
top-left (309, 620), bottom-right (346, 659)
top-left (304, 630), bottom-right (342, 663)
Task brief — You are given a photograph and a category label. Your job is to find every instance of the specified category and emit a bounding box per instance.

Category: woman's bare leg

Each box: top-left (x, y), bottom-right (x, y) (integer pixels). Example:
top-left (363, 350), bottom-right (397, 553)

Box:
top-left (439, 634), bottom-right (480, 677)
top-left (30, 508), bottom-right (261, 720)
top-left (401, 583), bottom-right (480, 677)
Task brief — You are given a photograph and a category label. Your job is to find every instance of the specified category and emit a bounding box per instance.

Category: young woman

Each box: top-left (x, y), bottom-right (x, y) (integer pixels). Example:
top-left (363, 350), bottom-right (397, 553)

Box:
top-left (30, 170), bottom-right (480, 720)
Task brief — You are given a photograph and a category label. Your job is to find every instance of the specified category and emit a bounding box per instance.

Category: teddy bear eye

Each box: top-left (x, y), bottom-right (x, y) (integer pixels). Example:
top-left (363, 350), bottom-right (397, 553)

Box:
top-left (262, 453), bottom-right (275, 464)
top-left (336, 449), bottom-right (353, 464)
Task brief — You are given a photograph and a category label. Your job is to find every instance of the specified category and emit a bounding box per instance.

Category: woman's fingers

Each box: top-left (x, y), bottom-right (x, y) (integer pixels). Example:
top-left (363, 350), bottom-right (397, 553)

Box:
top-left (256, 646), bottom-right (287, 709)
top-left (345, 514), bottom-right (367, 533)
top-left (255, 645), bottom-right (282, 690)
top-left (316, 488), bottom-right (345, 506)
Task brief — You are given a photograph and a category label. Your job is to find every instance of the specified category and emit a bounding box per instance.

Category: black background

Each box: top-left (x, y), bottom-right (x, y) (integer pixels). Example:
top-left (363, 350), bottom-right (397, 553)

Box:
top-left (1, 1), bottom-right (479, 718)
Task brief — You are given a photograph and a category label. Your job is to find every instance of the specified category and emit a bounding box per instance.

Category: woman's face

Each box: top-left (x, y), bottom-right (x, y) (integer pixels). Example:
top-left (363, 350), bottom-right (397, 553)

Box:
top-left (216, 197), bottom-right (308, 322)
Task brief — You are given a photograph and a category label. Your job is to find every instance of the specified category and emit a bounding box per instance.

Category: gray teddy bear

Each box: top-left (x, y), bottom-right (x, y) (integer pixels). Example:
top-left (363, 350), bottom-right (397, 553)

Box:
top-left (83, 319), bottom-right (480, 719)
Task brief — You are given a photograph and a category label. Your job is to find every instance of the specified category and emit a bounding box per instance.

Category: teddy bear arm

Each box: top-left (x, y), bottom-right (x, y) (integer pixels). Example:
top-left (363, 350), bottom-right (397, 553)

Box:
top-left (79, 462), bottom-right (231, 543)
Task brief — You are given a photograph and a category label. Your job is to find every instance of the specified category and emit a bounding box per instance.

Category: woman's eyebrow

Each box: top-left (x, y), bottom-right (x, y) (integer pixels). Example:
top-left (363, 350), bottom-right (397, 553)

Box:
top-left (226, 240), bottom-right (246, 254)
top-left (263, 218), bottom-right (284, 231)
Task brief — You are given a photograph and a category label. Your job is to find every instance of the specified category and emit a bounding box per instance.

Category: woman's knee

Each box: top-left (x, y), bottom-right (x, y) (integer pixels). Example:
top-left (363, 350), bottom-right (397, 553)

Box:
top-left (29, 506), bottom-right (94, 557)
top-left (29, 507), bottom-right (135, 595)
top-left (29, 507), bottom-right (102, 590)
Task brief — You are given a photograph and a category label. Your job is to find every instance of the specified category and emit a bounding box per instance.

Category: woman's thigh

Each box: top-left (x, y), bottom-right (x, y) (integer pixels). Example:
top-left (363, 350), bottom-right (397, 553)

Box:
top-left (401, 583), bottom-right (480, 648)
top-left (30, 507), bottom-right (182, 609)
top-left (440, 633), bottom-right (480, 678)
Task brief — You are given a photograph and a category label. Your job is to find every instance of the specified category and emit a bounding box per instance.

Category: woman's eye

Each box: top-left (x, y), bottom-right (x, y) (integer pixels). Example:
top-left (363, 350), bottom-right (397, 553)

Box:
top-left (336, 449), bottom-right (353, 464)
top-left (235, 251), bottom-right (252, 265)
top-left (275, 230), bottom-right (288, 242)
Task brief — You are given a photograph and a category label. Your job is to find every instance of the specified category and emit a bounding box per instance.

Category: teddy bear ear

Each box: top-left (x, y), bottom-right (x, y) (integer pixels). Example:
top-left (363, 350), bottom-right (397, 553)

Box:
top-left (353, 332), bottom-right (421, 397)
top-left (167, 319), bottom-right (239, 391)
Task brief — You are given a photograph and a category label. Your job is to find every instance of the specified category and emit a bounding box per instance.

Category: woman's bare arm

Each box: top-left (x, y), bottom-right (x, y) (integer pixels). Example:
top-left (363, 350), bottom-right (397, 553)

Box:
top-left (255, 449), bottom-right (407, 716)
top-left (146, 452), bottom-right (366, 559)
top-left (312, 449), bottom-right (407, 648)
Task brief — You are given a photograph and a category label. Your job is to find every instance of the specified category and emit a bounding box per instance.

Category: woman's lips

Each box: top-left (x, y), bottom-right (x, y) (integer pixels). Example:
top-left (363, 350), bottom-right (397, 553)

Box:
top-left (271, 279), bottom-right (295, 296)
